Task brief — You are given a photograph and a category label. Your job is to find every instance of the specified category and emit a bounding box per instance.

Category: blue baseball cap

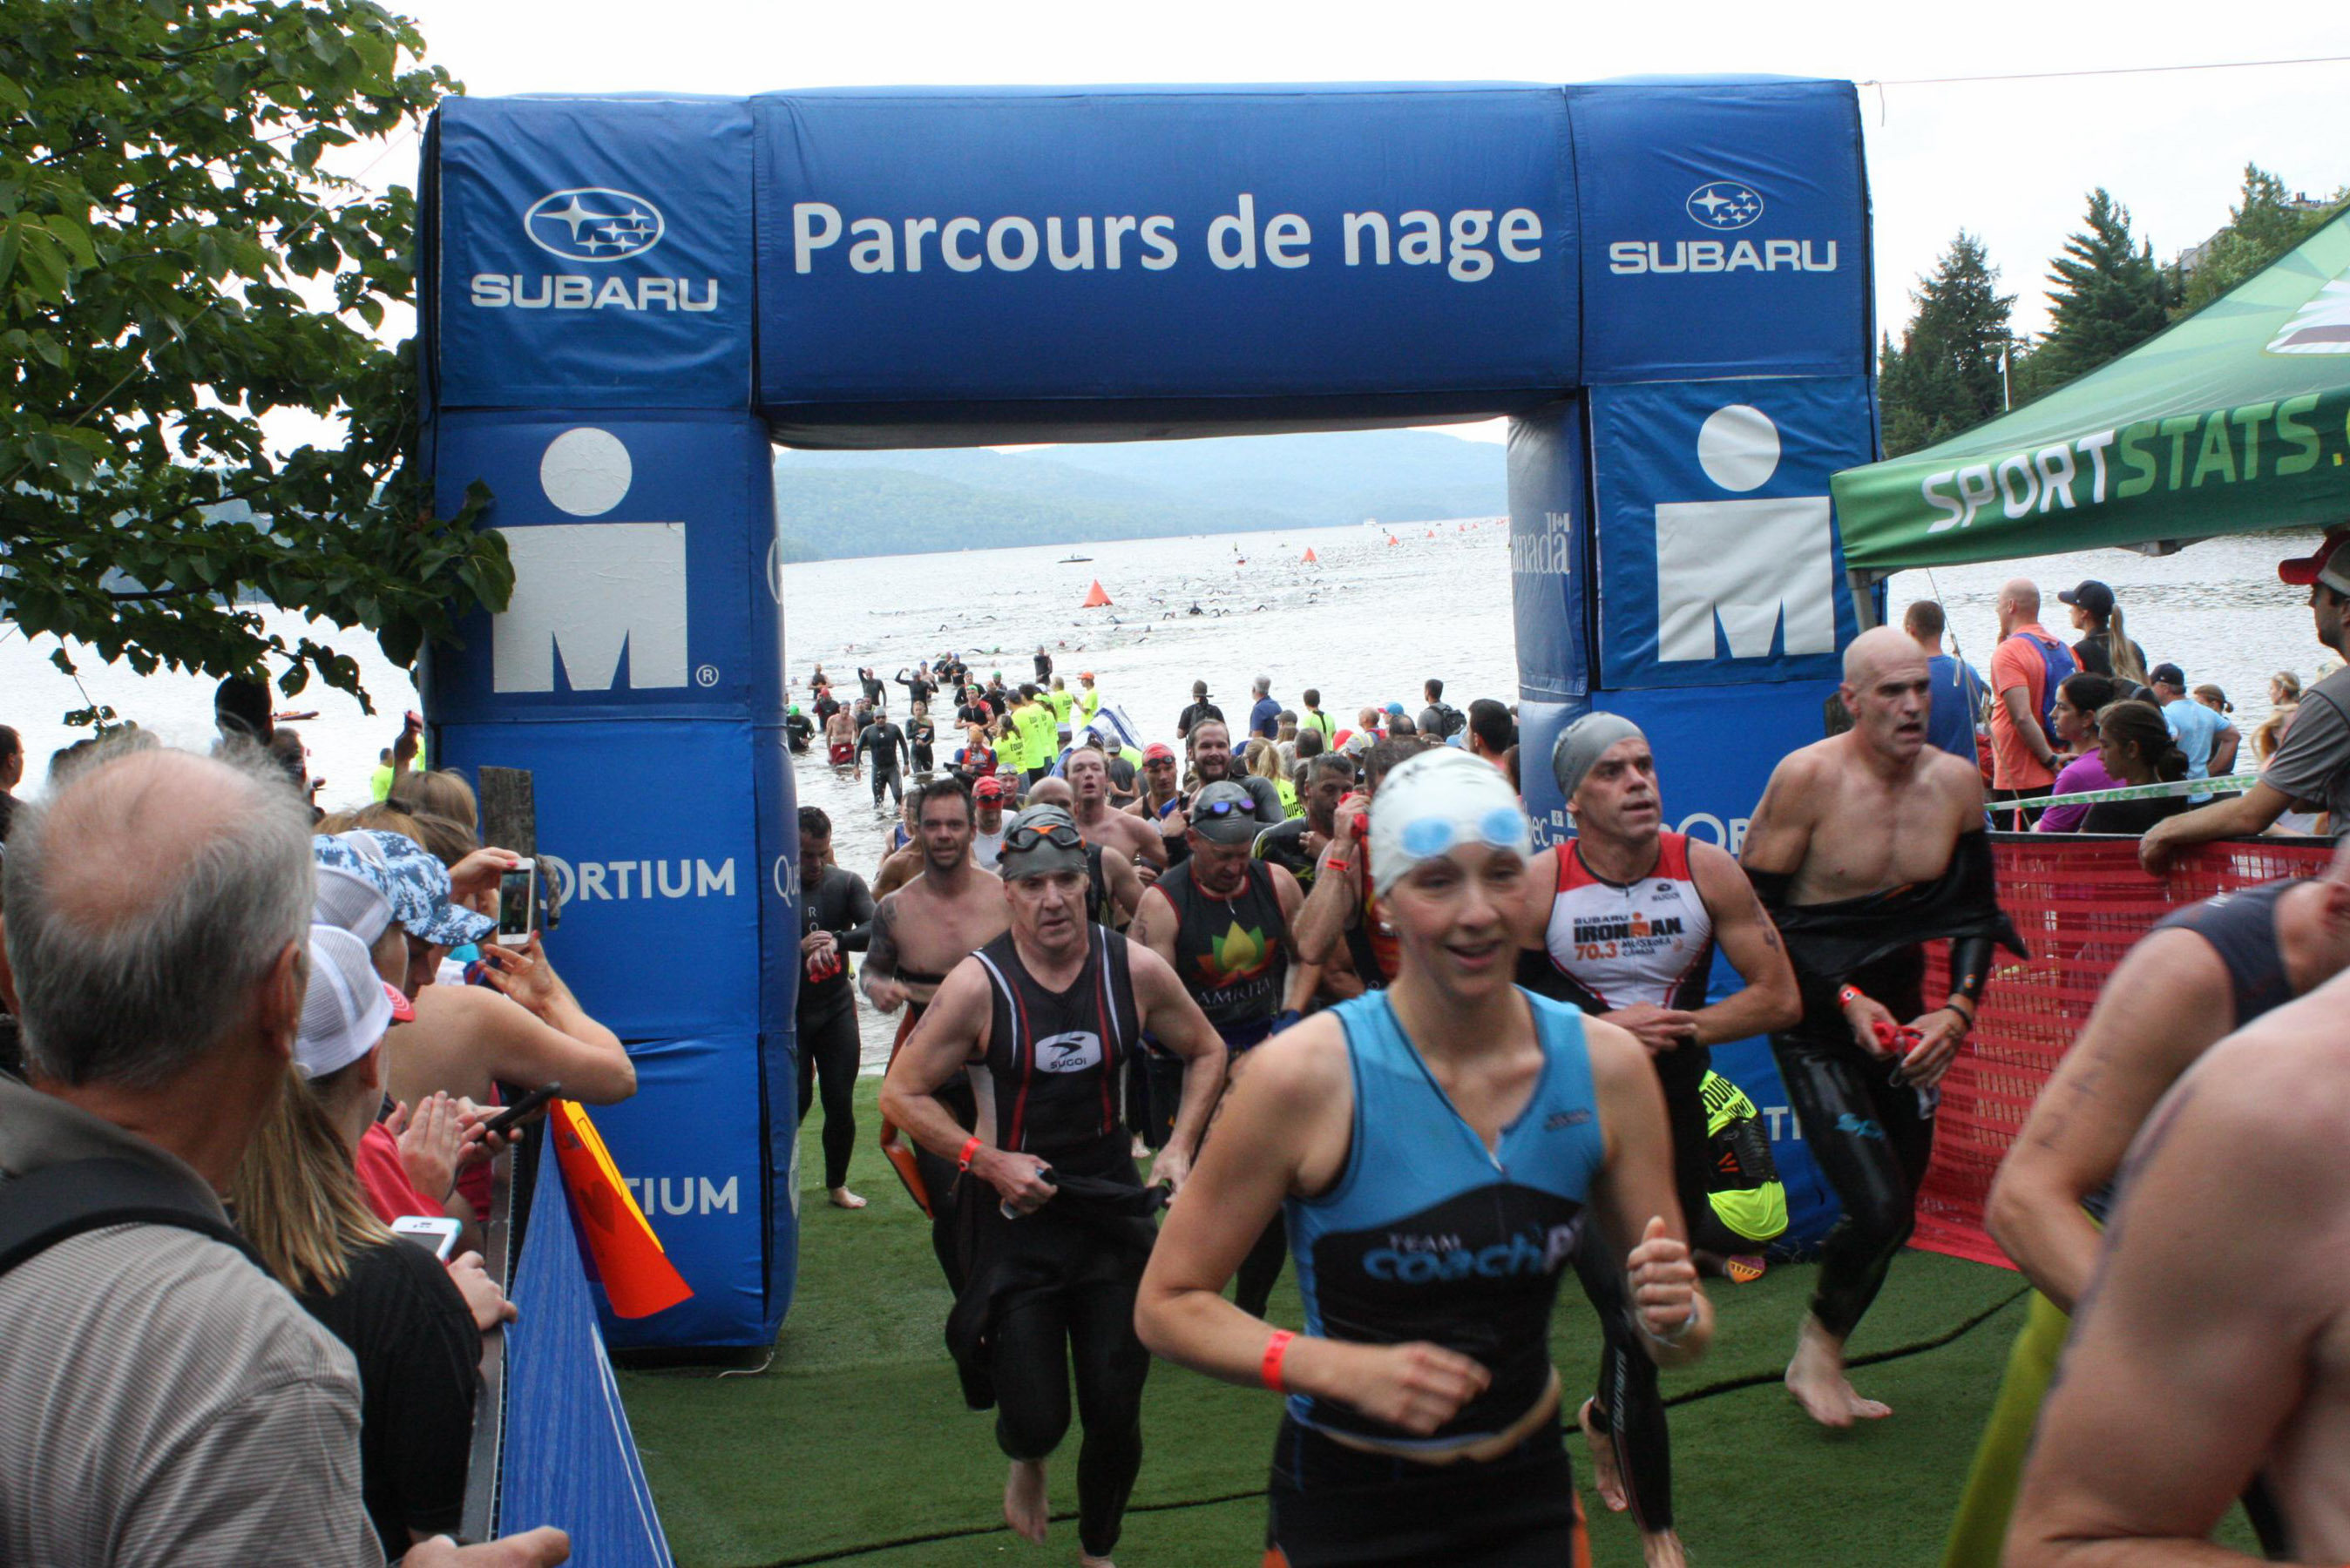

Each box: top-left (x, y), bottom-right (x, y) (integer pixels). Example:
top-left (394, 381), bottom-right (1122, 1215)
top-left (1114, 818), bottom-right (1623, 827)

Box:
top-left (314, 829), bottom-right (495, 948)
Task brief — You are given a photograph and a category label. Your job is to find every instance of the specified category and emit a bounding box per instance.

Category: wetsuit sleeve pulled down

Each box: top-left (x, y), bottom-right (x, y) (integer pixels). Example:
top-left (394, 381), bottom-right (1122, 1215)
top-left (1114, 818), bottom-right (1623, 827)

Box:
top-left (1942, 834), bottom-right (2003, 1005)
top-left (1757, 831), bottom-right (2024, 1020)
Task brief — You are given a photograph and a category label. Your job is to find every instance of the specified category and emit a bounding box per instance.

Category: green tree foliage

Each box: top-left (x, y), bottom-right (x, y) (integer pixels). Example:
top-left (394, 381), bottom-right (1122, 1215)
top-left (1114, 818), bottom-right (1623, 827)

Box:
top-left (0, 0), bottom-right (505, 715)
top-left (1876, 231), bottom-right (2015, 456)
top-left (2177, 164), bottom-right (2348, 314)
top-left (2011, 188), bottom-right (2172, 402)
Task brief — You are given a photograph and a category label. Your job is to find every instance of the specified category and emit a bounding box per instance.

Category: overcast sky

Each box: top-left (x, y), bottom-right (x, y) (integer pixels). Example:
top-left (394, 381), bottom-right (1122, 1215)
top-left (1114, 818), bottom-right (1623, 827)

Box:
top-left (371, 0), bottom-right (2350, 443)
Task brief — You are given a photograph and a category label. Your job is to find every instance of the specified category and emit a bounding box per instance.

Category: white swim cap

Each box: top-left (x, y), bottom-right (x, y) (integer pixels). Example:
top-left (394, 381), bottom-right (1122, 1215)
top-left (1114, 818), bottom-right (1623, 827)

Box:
top-left (1370, 747), bottom-right (1533, 898)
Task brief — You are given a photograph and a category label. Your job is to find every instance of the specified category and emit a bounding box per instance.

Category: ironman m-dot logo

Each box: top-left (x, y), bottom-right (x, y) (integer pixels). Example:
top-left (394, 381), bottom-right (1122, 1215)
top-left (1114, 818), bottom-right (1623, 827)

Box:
top-left (525, 188), bottom-right (666, 261)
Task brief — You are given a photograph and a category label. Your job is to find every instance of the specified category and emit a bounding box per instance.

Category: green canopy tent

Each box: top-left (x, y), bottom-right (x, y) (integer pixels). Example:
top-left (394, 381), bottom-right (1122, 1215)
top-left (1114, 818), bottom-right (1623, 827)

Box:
top-left (1832, 209), bottom-right (2350, 592)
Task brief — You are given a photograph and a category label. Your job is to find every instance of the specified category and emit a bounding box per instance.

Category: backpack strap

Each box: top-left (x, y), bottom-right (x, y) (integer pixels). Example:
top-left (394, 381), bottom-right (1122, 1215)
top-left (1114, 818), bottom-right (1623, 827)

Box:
top-left (0, 1157), bottom-right (261, 1281)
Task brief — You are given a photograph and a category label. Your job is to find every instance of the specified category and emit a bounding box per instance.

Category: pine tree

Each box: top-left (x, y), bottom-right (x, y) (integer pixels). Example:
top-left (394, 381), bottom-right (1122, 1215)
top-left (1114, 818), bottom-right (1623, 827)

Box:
top-left (2178, 165), bottom-right (2348, 313)
top-left (2022, 189), bottom-right (2173, 397)
top-left (1876, 232), bottom-right (2015, 456)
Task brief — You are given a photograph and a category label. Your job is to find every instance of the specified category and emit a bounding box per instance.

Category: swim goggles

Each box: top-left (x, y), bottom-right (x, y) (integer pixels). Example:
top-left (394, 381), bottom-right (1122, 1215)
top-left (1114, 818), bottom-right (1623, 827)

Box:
top-left (1192, 795), bottom-right (1251, 819)
top-left (1398, 805), bottom-right (1532, 860)
top-left (1001, 819), bottom-right (1086, 855)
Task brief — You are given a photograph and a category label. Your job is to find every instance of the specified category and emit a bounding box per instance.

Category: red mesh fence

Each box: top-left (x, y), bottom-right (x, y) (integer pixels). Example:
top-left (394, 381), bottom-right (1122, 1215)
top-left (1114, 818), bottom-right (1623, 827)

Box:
top-left (1911, 835), bottom-right (2335, 1268)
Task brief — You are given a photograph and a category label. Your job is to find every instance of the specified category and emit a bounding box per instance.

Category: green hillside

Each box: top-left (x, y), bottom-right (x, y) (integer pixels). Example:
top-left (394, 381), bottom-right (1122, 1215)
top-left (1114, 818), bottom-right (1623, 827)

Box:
top-left (773, 428), bottom-right (1505, 561)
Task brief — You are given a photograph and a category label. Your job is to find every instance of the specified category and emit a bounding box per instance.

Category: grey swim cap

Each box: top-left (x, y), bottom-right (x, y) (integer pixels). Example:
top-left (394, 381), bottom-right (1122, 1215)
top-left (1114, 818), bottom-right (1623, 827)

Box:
top-left (1551, 713), bottom-right (1648, 808)
top-left (998, 804), bottom-right (1089, 882)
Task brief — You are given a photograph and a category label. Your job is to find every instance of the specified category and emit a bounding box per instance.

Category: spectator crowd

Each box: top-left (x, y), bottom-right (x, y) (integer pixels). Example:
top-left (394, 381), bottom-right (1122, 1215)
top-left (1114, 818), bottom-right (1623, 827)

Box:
top-left (0, 681), bottom-right (630, 1565)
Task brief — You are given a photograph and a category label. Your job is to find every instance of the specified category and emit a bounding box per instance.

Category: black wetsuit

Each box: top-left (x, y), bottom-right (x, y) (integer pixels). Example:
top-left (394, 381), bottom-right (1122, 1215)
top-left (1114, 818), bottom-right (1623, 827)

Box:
top-left (1759, 833), bottom-right (2022, 1342)
top-left (858, 721), bottom-right (911, 805)
top-left (784, 712), bottom-right (814, 754)
top-left (964, 926), bottom-right (1150, 1562)
top-left (796, 863), bottom-right (872, 1190)
top-left (907, 715), bottom-right (936, 774)
top-left (1252, 817), bottom-right (1323, 892)
top-left (1156, 859), bottom-right (1293, 1314)
top-left (890, 972), bottom-right (974, 1291)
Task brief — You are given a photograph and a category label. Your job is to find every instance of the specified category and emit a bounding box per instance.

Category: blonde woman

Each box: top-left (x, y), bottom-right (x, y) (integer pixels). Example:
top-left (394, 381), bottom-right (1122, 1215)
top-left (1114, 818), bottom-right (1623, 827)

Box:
top-left (231, 929), bottom-right (510, 1559)
top-left (1245, 736), bottom-right (1300, 818)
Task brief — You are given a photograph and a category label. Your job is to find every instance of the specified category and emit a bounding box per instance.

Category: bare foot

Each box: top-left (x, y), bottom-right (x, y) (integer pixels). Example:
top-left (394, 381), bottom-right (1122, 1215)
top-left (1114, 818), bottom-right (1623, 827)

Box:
top-left (1785, 1316), bottom-right (1892, 1427)
top-left (1640, 1528), bottom-right (1689, 1568)
top-left (827, 1186), bottom-right (867, 1210)
top-left (1577, 1398), bottom-right (1629, 1512)
top-left (1003, 1459), bottom-right (1048, 1545)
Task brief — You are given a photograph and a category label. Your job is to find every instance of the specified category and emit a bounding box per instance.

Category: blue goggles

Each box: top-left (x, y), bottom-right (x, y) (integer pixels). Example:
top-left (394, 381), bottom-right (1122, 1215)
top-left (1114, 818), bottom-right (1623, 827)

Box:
top-left (1398, 806), bottom-right (1529, 861)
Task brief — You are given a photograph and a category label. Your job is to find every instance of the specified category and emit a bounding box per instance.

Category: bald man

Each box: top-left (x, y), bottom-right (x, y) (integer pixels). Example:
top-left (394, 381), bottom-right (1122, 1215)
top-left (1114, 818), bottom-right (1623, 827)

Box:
top-left (1988, 578), bottom-right (2076, 828)
top-left (1741, 626), bottom-right (2022, 1426)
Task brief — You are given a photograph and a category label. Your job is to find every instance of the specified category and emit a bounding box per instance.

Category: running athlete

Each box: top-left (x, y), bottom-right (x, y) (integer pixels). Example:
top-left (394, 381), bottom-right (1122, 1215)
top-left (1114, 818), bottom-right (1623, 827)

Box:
top-left (971, 776), bottom-right (1008, 872)
top-left (1136, 749), bottom-right (1710, 1568)
top-left (1938, 844), bottom-right (2350, 1566)
top-left (1290, 737), bottom-right (1428, 993)
top-left (1741, 625), bottom-right (2023, 1427)
top-left (855, 711), bottom-right (911, 808)
top-left (1129, 781), bottom-right (1306, 1315)
top-left (862, 779), bottom-right (1012, 1288)
top-left (1065, 745), bottom-right (1167, 879)
top-left (881, 805), bottom-right (1226, 1567)
top-left (908, 700), bottom-right (937, 774)
top-left (824, 703), bottom-right (856, 769)
top-left (1520, 714), bottom-right (1800, 1567)
top-left (796, 808), bottom-right (873, 1212)
top-left (1026, 778), bottom-right (1144, 928)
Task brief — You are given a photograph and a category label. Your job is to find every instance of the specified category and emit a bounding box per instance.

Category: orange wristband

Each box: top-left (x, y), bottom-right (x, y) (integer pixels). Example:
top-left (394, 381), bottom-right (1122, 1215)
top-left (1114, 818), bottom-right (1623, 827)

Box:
top-left (958, 1137), bottom-right (984, 1171)
top-left (1838, 984), bottom-right (1866, 1010)
top-left (1261, 1329), bottom-right (1297, 1393)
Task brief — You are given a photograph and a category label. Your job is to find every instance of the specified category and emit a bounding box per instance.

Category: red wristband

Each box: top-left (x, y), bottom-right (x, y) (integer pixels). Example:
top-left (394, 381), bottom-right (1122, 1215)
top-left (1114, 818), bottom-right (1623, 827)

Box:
top-left (1261, 1329), bottom-right (1297, 1393)
top-left (958, 1136), bottom-right (984, 1171)
top-left (1838, 984), bottom-right (1866, 1010)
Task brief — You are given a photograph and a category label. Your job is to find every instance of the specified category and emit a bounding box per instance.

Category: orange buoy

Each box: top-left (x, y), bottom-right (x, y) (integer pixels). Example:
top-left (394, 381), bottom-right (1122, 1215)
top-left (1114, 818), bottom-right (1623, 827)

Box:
top-left (1302, 547), bottom-right (1318, 563)
top-left (1081, 579), bottom-right (1112, 608)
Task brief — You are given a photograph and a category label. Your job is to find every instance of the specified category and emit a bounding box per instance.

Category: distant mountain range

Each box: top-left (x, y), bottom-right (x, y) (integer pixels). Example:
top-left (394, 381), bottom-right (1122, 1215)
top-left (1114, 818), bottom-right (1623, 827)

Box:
top-left (772, 428), bottom-right (1507, 561)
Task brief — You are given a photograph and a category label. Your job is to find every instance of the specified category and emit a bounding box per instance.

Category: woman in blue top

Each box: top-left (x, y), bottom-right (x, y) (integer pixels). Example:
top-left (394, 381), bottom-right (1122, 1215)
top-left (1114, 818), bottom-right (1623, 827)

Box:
top-left (1138, 748), bottom-right (1711, 1567)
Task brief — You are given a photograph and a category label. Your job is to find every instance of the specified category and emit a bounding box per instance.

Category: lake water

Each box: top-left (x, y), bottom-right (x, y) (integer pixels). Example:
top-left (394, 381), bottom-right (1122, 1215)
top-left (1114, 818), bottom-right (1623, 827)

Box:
top-left (0, 517), bottom-right (2325, 1071)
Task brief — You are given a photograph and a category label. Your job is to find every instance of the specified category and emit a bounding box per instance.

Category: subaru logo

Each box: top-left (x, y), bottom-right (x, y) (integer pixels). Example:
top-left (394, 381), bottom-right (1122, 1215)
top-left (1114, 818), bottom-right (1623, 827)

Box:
top-left (524, 188), bottom-right (666, 263)
top-left (1684, 181), bottom-right (1763, 231)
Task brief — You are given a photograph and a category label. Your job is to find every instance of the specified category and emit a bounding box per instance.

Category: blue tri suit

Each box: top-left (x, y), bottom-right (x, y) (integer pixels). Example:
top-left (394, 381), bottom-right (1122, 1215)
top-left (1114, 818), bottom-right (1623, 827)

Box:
top-left (1269, 988), bottom-right (1607, 1567)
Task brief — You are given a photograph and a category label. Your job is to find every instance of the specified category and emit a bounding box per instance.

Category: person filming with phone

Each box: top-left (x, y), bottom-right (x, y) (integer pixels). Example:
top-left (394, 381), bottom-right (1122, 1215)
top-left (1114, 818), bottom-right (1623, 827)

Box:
top-left (0, 743), bottom-right (568, 1568)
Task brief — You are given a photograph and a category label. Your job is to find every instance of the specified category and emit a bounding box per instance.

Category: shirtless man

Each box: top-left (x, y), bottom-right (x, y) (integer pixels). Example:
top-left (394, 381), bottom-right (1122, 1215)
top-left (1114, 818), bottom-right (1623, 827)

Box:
top-left (1026, 777), bottom-right (1143, 927)
top-left (823, 701), bottom-right (856, 766)
top-left (1064, 743), bottom-right (1166, 881)
top-left (1740, 625), bottom-right (2021, 1427)
top-left (862, 777), bottom-right (1012, 1288)
top-left (1940, 843), bottom-right (2350, 1565)
top-left (2008, 967), bottom-right (2350, 1565)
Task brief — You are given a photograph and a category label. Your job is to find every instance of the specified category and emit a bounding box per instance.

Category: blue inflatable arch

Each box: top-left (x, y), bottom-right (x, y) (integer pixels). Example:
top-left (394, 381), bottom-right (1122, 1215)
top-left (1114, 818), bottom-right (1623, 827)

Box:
top-left (419, 78), bottom-right (1878, 1348)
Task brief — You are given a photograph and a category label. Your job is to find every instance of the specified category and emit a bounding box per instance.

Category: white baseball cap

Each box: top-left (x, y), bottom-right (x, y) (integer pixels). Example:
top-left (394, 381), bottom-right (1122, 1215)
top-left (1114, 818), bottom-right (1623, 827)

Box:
top-left (296, 925), bottom-right (395, 1080)
top-left (313, 863), bottom-right (394, 945)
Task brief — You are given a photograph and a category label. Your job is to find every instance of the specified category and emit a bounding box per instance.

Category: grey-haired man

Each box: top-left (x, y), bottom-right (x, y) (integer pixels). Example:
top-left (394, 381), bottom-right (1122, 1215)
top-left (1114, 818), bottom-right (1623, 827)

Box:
top-left (0, 745), bottom-right (567, 1568)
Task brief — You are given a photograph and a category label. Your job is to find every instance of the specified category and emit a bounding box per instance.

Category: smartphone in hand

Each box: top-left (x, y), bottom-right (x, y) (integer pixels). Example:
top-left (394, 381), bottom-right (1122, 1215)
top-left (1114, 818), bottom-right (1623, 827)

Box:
top-left (391, 1214), bottom-right (462, 1260)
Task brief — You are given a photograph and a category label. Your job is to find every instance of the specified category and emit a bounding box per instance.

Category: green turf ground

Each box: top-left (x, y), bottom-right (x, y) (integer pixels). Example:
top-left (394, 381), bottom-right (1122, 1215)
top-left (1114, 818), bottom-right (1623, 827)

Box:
top-left (612, 1080), bottom-right (2151, 1567)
